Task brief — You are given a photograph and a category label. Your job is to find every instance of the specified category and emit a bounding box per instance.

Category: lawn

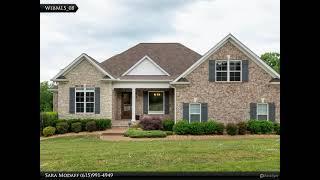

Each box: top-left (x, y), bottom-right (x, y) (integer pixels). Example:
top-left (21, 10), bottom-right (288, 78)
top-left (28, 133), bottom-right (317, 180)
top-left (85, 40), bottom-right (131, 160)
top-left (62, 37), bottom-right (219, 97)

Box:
top-left (40, 135), bottom-right (280, 172)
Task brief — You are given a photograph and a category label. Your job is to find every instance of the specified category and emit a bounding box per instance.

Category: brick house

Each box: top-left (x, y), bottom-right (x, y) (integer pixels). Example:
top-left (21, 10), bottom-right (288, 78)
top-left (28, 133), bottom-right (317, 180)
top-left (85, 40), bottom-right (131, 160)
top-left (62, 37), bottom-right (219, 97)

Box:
top-left (51, 34), bottom-right (280, 126)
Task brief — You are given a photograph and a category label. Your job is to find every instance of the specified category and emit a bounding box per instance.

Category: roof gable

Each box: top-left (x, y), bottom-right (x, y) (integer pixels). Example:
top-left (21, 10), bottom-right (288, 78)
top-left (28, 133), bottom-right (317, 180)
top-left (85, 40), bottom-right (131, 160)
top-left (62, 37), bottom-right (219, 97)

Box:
top-left (172, 33), bottom-right (280, 83)
top-left (51, 53), bottom-right (115, 81)
top-left (122, 55), bottom-right (170, 76)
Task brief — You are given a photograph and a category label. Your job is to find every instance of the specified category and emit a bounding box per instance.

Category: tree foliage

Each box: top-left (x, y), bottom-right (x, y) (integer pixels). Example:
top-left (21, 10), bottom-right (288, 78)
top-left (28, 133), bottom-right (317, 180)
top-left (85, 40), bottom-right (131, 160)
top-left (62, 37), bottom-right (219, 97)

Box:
top-left (40, 81), bottom-right (53, 112)
top-left (260, 52), bottom-right (280, 73)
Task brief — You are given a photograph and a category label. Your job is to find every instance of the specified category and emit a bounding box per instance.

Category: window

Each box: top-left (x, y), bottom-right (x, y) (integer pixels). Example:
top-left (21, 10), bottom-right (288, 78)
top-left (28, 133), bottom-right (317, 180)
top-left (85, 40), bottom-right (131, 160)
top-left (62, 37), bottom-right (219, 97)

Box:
top-left (148, 91), bottom-right (164, 114)
top-left (216, 60), bottom-right (242, 82)
top-left (75, 87), bottom-right (95, 113)
top-left (257, 103), bottom-right (268, 120)
top-left (189, 103), bottom-right (201, 122)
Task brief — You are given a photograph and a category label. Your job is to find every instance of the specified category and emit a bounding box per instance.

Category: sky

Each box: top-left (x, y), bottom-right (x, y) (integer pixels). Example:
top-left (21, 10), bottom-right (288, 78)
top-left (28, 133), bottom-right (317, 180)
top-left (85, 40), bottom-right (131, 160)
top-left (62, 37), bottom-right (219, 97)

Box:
top-left (40, 0), bottom-right (280, 82)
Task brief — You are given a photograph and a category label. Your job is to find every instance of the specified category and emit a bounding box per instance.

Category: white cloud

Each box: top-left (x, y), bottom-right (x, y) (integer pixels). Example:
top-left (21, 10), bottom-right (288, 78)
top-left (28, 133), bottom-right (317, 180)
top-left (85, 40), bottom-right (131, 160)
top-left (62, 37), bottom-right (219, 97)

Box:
top-left (40, 0), bottom-right (279, 82)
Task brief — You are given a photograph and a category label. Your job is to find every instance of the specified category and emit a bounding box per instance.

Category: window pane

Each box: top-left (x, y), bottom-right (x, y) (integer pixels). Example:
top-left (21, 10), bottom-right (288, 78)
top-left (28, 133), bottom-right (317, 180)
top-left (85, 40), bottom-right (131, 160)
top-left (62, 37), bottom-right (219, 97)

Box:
top-left (86, 92), bottom-right (95, 102)
top-left (86, 103), bottom-right (94, 113)
top-left (216, 61), bottom-right (227, 71)
top-left (190, 104), bottom-right (200, 114)
top-left (230, 72), bottom-right (241, 81)
top-left (76, 92), bottom-right (84, 102)
top-left (149, 92), bottom-right (164, 112)
top-left (257, 104), bottom-right (268, 115)
top-left (230, 61), bottom-right (241, 70)
top-left (190, 114), bottom-right (200, 122)
top-left (216, 72), bottom-right (228, 81)
top-left (257, 115), bottom-right (268, 120)
top-left (76, 103), bottom-right (84, 113)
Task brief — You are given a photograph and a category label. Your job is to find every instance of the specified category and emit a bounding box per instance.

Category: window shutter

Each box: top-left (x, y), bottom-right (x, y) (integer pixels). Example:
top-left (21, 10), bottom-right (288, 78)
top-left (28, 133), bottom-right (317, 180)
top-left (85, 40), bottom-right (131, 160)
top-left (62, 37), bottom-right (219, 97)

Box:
top-left (242, 60), bottom-right (249, 82)
top-left (69, 87), bottom-right (75, 114)
top-left (268, 102), bottom-right (276, 122)
top-left (143, 91), bottom-right (148, 114)
top-left (250, 103), bottom-right (257, 120)
top-left (95, 87), bottom-right (100, 114)
top-left (165, 91), bottom-right (169, 114)
top-left (183, 103), bottom-right (189, 121)
top-left (209, 60), bottom-right (215, 82)
top-left (201, 103), bottom-right (208, 122)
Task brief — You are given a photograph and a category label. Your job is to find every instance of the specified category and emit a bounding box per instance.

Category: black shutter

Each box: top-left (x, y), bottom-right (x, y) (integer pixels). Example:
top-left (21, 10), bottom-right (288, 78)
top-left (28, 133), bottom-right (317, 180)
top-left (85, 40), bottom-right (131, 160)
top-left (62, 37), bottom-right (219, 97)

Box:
top-left (95, 87), bottom-right (100, 114)
top-left (69, 87), bottom-right (75, 114)
top-left (143, 91), bottom-right (148, 114)
top-left (201, 103), bottom-right (208, 122)
top-left (242, 60), bottom-right (249, 82)
top-left (165, 91), bottom-right (169, 114)
top-left (268, 102), bottom-right (276, 122)
top-left (250, 103), bottom-right (257, 120)
top-left (209, 60), bottom-right (215, 82)
top-left (183, 103), bottom-right (189, 121)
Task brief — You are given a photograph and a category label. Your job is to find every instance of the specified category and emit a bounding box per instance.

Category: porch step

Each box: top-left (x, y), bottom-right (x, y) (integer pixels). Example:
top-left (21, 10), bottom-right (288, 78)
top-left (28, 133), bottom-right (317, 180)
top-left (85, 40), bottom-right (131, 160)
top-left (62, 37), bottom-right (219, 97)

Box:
top-left (112, 120), bottom-right (130, 127)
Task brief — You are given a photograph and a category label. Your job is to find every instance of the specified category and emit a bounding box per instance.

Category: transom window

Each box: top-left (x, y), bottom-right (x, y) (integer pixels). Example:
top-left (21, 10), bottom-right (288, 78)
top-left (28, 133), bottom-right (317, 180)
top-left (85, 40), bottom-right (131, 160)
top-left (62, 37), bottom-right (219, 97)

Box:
top-left (148, 91), bottom-right (164, 114)
top-left (257, 103), bottom-right (268, 120)
top-left (75, 87), bottom-right (95, 113)
top-left (189, 103), bottom-right (201, 122)
top-left (216, 60), bottom-right (242, 82)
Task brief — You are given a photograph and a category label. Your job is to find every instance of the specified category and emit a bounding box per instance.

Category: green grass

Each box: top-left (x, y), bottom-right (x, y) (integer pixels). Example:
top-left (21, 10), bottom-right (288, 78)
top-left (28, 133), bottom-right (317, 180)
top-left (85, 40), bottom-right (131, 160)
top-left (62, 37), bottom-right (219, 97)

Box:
top-left (40, 135), bottom-right (280, 172)
top-left (124, 129), bottom-right (167, 138)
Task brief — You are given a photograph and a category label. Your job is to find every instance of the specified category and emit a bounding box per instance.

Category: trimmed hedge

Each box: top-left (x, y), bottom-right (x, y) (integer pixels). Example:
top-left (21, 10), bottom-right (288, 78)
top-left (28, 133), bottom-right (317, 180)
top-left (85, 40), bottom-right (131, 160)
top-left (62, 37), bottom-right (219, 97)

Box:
top-left (124, 129), bottom-right (167, 138)
top-left (226, 123), bottom-right (238, 136)
top-left (56, 122), bottom-right (69, 134)
top-left (274, 123), bottom-right (280, 135)
top-left (96, 119), bottom-right (112, 130)
top-left (215, 122), bottom-right (225, 135)
top-left (139, 116), bottom-right (163, 130)
top-left (40, 112), bottom-right (58, 129)
top-left (247, 120), bottom-right (274, 134)
top-left (43, 126), bottom-right (56, 137)
top-left (164, 131), bottom-right (174, 135)
top-left (237, 122), bottom-right (247, 135)
top-left (172, 120), bottom-right (190, 135)
top-left (162, 119), bottom-right (175, 131)
top-left (81, 119), bottom-right (94, 130)
top-left (71, 122), bottom-right (82, 133)
top-left (86, 121), bottom-right (97, 132)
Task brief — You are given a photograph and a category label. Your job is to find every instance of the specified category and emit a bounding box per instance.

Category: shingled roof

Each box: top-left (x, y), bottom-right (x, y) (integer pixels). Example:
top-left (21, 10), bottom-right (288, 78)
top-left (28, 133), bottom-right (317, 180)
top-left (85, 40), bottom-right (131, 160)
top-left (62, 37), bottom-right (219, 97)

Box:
top-left (99, 43), bottom-right (202, 80)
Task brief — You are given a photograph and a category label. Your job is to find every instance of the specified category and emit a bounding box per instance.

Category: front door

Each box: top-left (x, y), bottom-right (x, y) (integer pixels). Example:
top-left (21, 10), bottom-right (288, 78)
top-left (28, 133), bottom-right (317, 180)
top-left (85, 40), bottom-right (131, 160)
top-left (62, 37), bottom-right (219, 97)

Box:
top-left (121, 92), bottom-right (132, 119)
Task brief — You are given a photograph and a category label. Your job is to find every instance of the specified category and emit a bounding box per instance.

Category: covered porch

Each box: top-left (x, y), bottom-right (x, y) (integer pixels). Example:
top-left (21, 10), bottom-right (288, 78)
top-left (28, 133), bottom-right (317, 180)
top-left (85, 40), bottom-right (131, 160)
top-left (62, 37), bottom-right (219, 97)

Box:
top-left (112, 84), bottom-right (175, 124)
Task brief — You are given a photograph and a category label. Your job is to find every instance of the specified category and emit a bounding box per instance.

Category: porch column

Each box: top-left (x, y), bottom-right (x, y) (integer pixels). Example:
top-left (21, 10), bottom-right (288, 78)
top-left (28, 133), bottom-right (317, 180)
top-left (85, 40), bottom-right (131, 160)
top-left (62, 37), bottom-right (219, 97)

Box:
top-left (131, 88), bottom-right (136, 122)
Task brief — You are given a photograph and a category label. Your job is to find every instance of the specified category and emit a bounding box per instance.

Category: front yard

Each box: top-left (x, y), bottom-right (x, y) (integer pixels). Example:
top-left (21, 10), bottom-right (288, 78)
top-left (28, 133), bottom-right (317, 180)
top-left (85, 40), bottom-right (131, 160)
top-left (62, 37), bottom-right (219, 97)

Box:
top-left (40, 135), bottom-right (280, 172)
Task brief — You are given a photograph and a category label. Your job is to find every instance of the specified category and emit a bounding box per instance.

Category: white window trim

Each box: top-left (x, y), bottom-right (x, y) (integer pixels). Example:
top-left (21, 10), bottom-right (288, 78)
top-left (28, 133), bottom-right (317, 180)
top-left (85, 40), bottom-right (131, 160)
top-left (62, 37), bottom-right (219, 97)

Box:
top-left (215, 60), bottom-right (242, 82)
top-left (75, 85), bottom-right (95, 114)
top-left (148, 91), bottom-right (165, 114)
top-left (189, 103), bottom-right (201, 123)
top-left (256, 103), bottom-right (269, 121)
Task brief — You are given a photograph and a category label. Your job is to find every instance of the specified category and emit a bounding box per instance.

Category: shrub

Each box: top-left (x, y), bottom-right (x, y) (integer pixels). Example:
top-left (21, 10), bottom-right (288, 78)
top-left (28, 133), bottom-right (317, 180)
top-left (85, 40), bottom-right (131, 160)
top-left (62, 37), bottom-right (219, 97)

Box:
top-left (237, 122), bottom-right (248, 135)
top-left (202, 121), bottom-right (217, 135)
top-left (86, 121), bottom-right (97, 132)
top-left (130, 123), bottom-right (141, 129)
top-left (43, 126), bottom-right (56, 137)
top-left (189, 122), bottom-right (205, 135)
top-left (172, 120), bottom-right (190, 135)
top-left (56, 122), bottom-right (69, 134)
top-left (54, 119), bottom-right (67, 127)
top-left (162, 119), bottom-right (175, 131)
top-left (40, 112), bottom-right (58, 128)
top-left (81, 119), bottom-right (94, 130)
top-left (165, 131), bottom-right (173, 135)
top-left (247, 120), bottom-right (274, 134)
top-left (215, 122), bottom-right (225, 135)
top-left (66, 119), bottom-right (81, 131)
top-left (124, 129), bottom-right (167, 138)
top-left (260, 121), bottom-right (274, 134)
top-left (95, 119), bottom-right (112, 130)
top-left (274, 123), bottom-right (280, 135)
top-left (139, 115), bottom-right (163, 130)
top-left (71, 122), bottom-right (82, 133)
top-left (226, 123), bottom-right (238, 135)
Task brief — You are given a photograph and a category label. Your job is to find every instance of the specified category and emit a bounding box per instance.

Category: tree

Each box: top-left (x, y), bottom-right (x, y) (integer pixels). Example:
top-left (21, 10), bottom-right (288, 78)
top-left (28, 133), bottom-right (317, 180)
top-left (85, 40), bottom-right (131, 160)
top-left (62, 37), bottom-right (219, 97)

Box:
top-left (40, 81), bottom-right (53, 112)
top-left (260, 52), bottom-right (280, 73)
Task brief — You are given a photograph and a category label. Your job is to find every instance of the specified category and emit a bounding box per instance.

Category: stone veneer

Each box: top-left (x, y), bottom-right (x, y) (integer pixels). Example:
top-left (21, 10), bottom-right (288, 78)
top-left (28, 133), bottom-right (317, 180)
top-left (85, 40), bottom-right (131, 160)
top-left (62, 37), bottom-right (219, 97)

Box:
top-left (57, 58), bottom-right (113, 119)
top-left (173, 40), bottom-right (280, 124)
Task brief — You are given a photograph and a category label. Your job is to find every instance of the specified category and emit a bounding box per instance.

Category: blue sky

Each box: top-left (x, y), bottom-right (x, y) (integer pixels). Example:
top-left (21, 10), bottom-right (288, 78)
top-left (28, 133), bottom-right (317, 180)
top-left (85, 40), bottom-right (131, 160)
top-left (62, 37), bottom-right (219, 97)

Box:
top-left (40, 0), bottom-right (280, 82)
